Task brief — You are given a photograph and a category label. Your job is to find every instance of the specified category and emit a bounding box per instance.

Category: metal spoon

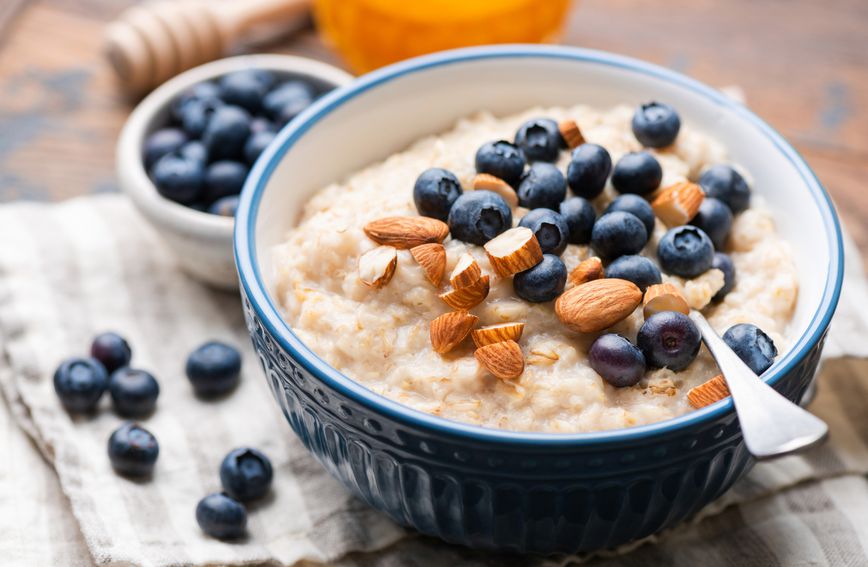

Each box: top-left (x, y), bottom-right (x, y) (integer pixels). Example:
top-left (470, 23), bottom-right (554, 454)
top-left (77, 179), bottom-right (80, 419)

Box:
top-left (689, 311), bottom-right (828, 460)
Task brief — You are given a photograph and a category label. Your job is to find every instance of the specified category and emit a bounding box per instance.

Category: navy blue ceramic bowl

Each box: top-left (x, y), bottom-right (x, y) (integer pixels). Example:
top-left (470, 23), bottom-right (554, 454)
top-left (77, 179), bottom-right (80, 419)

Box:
top-left (235, 46), bottom-right (843, 554)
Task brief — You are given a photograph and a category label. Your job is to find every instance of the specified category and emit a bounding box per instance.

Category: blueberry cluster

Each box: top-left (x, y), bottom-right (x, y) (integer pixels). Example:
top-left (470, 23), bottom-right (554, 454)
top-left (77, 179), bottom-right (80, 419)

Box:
top-left (144, 69), bottom-right (331, 216)
top-left (196, 447), bottom-right (274, 540)
top-left (412, 101), bottom-right (777, 385)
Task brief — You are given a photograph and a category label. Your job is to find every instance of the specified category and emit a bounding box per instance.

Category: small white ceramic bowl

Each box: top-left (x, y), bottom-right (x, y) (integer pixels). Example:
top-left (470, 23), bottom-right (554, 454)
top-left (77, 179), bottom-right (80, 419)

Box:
top-left (116, 54), bottom-right (353, 290)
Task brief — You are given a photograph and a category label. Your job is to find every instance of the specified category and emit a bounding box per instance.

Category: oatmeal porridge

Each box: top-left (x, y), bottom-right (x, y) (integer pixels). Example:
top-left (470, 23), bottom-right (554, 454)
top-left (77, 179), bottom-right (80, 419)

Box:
top-left (272, 103), bottom-right (799, 433)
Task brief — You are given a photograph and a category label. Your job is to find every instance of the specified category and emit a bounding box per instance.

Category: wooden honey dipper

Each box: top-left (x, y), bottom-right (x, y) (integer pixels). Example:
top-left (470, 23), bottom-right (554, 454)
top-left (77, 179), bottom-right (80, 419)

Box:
top-left (104, 0), bottom-right (312, 94)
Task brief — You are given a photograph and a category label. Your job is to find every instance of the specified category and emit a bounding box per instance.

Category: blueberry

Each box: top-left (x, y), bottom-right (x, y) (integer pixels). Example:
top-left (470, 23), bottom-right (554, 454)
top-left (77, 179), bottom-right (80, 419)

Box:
top-left (637, 311), bottom-right (702, 371)
top-left (589, 334), bottom-right (646, 387)
top-left (517, 162), bottom-right (567, 210)
top-left (244, 130), bottom-right (276, 166)
top-left (604, 194), bottom-right (656, 236)
top-left (185, 341), bottom-right (242, 397)
top-left (513, 254), bottom-right (567, 303)
top-left (590, 211), bottom-right (648, 261)
top-left (711, 252), bottom-right (736, 302)
top-left (447, 191), bottom-right (512, 245)
top-left (690, 197), bottom-right (732, 250)
top-left (53, 357), bottom-right (108, 413)
top-left (249, 116), bottom-right (274, 134)
top-left (208, 195), bottom-right (240, 217)
top-left (178, 140), bottom-right (208, 164)
top-left (518, 208), bottom-right (570, 255)
top-left (413, 167), bottom-right (463, 221)
top-left (218, 70), bottom-right (269, 113)
top-left (475, 140), bottom-right (526, 187)
top-left (514, 118), bottom-right (561, 162)
top-left (566, 143), bottom-right (612, 199)
top-left (631, 102), bottom-right (681, 148)
top-left (202, 105), bottom-right (252, 161)
top-left (196, 493), bottom-right (247, 540)
top-left (605, 254), bottom-right (661, 291)
top-left (559, 196), bottom-right (596, 244)
top-left (263, 80), bottom-right (316, 123)
top-left (723, 323), bottom-right (777, 375)
top-left (220, 447), bottom-right (273, 502)
top-left (143, 128), bottom-right (188, 169)
top-left (657, 225), bottom-right (714, 278)
top-left (151, 153), bottom-right (205, 204)
top-left (204, 160), bottom-right (249, 203)
top-left (109, 367), bottom-right (160, 417)
top-left (172, 82), bottom-right (220, 121)
top-left (699, 165), bottom-right (751, 214)
top-left (611, 151), bottom-right (662, 195)
top-left (107, 422), bottom-right (159, 477)
top-left (91, 332), bottom-right (132, 373)
top-left (178, 96), bottom-right (224, 138)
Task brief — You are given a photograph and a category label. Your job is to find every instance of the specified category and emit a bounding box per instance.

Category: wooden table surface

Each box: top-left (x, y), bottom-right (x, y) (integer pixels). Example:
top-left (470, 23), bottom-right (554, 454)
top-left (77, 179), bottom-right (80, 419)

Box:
top-left (0, 0), bottom-right (866, 261)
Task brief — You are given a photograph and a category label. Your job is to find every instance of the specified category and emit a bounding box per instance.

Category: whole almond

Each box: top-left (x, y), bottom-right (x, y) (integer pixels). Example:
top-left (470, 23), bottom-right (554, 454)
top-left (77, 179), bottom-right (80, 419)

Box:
top-left (569, 256), bottom-right (604, 287)
top-left (472, 174), bottom-right (519, 208)
top-left (410, 243), bottom-right (446, 287)
top-left (643, 283), bottom-right (690, 318)
top-left (471, 322), bottom-right (525, 347)
top-left (364, 216), bottom-right (449, 249)
top-left (358, 246), bottom-right (398, 289)
top-left (430, 311), bottom-right (478, 354)
top-left (450, 252), bottom-right (482, 288)
top-left (440, 275), bottom-right (490, 310)
top-left (555, 278), bottom-right (642, 333)
top-left (687, 375), bottom-right (730, 408)
top-left (484, 227), bottom-right (543, 277)
top-left (475, 340), bottom-right (524, 379)
top-left (558, 119), bottom-right (585, 149)
top-left (651, 181), bottom-right (705, 226)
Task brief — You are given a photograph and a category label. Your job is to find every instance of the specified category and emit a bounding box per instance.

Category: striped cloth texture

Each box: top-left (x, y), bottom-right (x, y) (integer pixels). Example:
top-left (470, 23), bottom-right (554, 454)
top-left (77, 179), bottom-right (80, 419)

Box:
top-left (1, 195), bottom-right (868, 567)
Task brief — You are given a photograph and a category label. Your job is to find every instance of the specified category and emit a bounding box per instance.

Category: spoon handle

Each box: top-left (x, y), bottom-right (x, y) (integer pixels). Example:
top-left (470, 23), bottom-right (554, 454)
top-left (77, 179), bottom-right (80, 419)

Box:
top-left (689, 311), bottom-right (828, 460)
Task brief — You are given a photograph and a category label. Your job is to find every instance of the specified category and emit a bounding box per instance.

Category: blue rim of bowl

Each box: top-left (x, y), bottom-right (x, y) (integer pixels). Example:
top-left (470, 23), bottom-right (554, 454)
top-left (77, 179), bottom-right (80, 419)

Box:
top-left (236, 45), bottom-right (844, 447)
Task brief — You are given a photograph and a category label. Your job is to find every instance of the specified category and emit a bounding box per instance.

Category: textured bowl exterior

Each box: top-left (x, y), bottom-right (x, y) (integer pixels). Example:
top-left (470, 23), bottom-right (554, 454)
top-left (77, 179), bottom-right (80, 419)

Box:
top-left (243, 291), bottom-right (825, 553)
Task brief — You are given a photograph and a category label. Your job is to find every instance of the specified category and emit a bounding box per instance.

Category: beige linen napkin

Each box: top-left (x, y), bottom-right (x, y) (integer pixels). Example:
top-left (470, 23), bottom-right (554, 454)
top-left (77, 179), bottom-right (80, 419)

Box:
top-left (2, 195), bottom-right (868, 566)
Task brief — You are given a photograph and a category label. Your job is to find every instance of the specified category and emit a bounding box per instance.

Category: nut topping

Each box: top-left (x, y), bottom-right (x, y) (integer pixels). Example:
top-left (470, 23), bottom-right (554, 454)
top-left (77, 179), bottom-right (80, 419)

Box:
top-left (363, 216), bottom-right (449, 249)
top-left (358, 245), bottom-right (398, 289)
top-left (568, 256), bottom-right (604, 287)
top-left (471, 322), bottom-right (525, 347)
top-left (471, 173), bottom-right (519, 208)
top-left (558, 119), bottom-right (585, 149)
top-left (651, 181), bottom-right (705, 226)
top-left (450, 252), bottom-right (483, 288)
top-left (643, 283), bottom-right (690, 318)
top-left (483, 227), bottom-right (543, 277)
top-left (430, 311), bottom-right (478, 354)
top-left (410, 243), bottom-right (446, 287)
top-left (475, 340), bottom-right (525, 380)
top-left (687, 374), bottom-right (730, 408)
top-left (439, 274), bottom-right (490, 310)
top-left (555, 278), bottom-right (642, 333)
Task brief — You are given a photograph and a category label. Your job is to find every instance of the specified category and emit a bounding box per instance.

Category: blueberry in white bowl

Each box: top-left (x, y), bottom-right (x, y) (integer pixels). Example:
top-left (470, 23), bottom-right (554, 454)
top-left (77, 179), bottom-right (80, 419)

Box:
top-left (631, 101), bottom-right (681, 148)
top-left (589, 334), bottom-right (646, 388)
top-left (566, 143), bottom-right (611, 199)
top-left (514, 118), bottom-right (562, 162)
top-left (699, 164), bottom-right (752, 213)
top-left (591, 211), bottom-right (648, 260)
top-left (518, 208), bottom-right (570, 255)
top-left (517, 162), bottom-right (566, 210)
top-left (413, 167), bottom-right (463, 221)
top-left (475, 140), bottom-right (526, 187)
top-left (605, 254), bottom-right (662, 291)
top-left (447, 190), bottom-right (512, 245)
top-left (611, 151), bottom-right (663, 195)
top-left (638, 311), bottom-right (702, 371)
top-left (143, 127), bottom-right (187, 169)
top-left (657, 225), bottom-right (714, 278)
top-left (690, 197), bottom-right (733, 250)
top-left (711, 252), bottom-right (737, 302)
top-left (559, 196), bottom-right (596, 244)
top-left (604, 194), bottom-right (656, 236)
top-left (513, 254), bottom-right (567, 302)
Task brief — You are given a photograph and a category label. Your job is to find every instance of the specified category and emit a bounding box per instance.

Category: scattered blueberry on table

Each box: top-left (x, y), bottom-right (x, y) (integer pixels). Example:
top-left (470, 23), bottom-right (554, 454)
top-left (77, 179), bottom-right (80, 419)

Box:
top-left (589, 334), bottom-right (646, 388)
top-left (109, 367), bottom-right (160, 418)
top-left (145, 69), bottom-right (332, 216)
top-left (723, 323), bottom-right (778, 375)
top-left (513, 254), bottom-right (567, 303)
top-left (518, 208), bottom-right (570, 255)
top-left (186, 341), bottom-right (243, 398)
top-left (108, 422), bottom-right (160, 477)
top-left (631, 101), bottom-right (681, 148)
top-left (91, 332), bottom-right (132, 373)
top-left (53, 357), bottom-right (109, 414)
top-left (220, 448), bottom-right (274, 502)
top-left (605, 254), bottom-right (662, 292)
top-left (447, 190), bottom-right (512, 245)
top-left (637, 311), bottom-right (702, 372)
top-left (196, 493), bottom-right (248, 540)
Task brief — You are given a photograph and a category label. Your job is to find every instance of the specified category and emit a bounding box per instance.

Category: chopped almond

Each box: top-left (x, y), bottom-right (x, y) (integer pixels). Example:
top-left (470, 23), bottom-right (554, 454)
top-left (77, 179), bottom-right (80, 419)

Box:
top-left (410, 243), bottom-right (446, 287)
top-left (430, 311), bottom-right (478, 354)
top-left (358, 246), bottom-right (398, 289)
top-left (651, 181), bottom-right (704, 226)
top-left (472, 173), bottom-right (519, 208)
top-left (439, 275), bottom-right (490, 310)
top-left (363, 216), bottom-right (449, 249)
top-left (643, 283), bottom-right (690, 318)
top-left (568, 257), bottom-right (604, 287)
top-left (471, 322), bottom-right (525, 347)
top-left (450, 252), bottom-right (482, 288)
top-left (558, 119), bottom-right (585, 149)
top-left (687, 375), bottom-right (730, 408)
top-left (484, 227), bottom-right (543, 277)
top-left (475, 340), bottom-right (524, 380)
